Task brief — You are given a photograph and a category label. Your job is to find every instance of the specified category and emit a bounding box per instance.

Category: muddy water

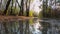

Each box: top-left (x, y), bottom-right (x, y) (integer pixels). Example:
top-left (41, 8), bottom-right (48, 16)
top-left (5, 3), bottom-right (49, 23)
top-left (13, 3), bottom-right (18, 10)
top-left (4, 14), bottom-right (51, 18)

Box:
top-left (0, 18), bottom-right (60, 34)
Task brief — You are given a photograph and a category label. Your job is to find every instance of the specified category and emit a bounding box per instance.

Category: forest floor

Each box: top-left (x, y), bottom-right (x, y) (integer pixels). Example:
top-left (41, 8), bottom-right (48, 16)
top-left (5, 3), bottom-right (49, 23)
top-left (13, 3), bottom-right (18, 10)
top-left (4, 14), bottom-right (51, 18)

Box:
top-left (0, 16), bottom-right (34, 21)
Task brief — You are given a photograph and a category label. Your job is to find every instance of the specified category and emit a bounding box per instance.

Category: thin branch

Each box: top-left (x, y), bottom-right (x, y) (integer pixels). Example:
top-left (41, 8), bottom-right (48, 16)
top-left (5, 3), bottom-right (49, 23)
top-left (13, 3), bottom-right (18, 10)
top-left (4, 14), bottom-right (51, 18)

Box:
top-left (16, 0), bottom-right (21, 8)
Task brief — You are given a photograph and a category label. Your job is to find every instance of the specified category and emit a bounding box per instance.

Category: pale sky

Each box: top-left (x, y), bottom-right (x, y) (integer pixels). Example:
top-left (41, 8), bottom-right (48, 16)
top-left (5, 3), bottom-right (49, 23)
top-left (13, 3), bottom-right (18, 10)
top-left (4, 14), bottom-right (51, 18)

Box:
top-left (18, 0), bottom-right (42, 14)
top-left (30, 0), bottom-right (42, 14)
top-left (17, 0), bottom-right (42, 14)
top-left (16, 0), bottom-right (60, 14)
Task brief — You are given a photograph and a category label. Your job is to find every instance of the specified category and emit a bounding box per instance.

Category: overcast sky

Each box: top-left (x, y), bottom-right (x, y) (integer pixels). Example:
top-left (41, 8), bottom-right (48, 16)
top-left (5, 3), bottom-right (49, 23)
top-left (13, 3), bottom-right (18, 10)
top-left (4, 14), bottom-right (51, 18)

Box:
top-left (30, 0), bottom-right (42, 14)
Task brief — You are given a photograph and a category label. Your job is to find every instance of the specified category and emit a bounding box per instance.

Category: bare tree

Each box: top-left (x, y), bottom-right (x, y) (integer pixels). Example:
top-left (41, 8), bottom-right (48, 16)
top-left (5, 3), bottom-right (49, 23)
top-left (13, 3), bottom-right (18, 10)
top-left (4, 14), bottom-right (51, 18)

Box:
top-left (3, 21), bottom-right (9, 34)
top-left (10, 0), bottom-right (13, 15)
top-left (25, 19), bottom-right (29, 34)
top-left (18, 0), bottom-right (24, 16)
top-left (19, 20), bottom-right (23, 34)
top-left (26, 0), bottom-right (30, 16)
top-left (16, 0), bottom-right (21, 8)
top-left (4, 0), bottom-right (11, 15)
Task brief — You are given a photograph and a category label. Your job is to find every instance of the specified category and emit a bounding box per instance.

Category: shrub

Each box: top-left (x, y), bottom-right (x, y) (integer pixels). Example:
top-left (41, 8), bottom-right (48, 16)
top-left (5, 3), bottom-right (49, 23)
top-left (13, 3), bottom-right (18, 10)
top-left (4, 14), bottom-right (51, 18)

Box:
top-left (29, 10), bottom-right (34, 17)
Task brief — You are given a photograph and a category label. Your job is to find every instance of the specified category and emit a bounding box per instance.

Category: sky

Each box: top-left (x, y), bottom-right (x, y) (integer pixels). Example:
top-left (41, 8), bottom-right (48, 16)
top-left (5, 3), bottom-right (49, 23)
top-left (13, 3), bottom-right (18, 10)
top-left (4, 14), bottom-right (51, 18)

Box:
top-left (17, 0), bottom-right (42, 14)
top-left (30, 0), bottom-right (42, 14)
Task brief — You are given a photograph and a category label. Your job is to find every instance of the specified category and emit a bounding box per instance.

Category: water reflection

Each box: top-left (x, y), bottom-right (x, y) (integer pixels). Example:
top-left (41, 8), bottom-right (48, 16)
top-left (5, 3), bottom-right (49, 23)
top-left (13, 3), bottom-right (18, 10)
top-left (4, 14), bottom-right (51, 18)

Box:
top-left (0, 18), bottom-right (60, 34)
top-left (29, 19), bottom-right (42, 34)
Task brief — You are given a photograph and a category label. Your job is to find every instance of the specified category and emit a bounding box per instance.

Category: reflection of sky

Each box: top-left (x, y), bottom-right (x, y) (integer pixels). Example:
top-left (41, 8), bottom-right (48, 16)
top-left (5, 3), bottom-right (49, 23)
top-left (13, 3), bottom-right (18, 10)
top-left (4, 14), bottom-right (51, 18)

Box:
top-left (30, 19), bottom-right (43, 34)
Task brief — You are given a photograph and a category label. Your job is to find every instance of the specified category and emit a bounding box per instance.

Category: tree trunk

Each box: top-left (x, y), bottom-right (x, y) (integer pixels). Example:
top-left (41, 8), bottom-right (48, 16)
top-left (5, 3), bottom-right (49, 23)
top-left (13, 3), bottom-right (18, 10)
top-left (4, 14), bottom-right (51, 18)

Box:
top-left (4, 0), bottom-right (11, 15)
top-left (10, 0), bottom-right (13, 15)
top-left (0, 0), bottom-right (2, 8)
top-left (26, 0), bottom-right (30, 17)
top-left (19, 0), bottom-right (24, 16)
top-left (16, 0), bottom-right (21, 8)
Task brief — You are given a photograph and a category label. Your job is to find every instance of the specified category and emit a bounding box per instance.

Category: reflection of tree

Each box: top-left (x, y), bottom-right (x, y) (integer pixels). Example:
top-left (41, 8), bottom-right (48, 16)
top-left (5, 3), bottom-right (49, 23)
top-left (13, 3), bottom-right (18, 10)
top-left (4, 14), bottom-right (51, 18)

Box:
top-left (10, 0), bottom-right (13, 15)
top-left (29, 18), bottom-right (34, 34)
top-left (3, 21), bottom-right (8, 34)
top-left (25, 19), bottom-right (29, 34)
top-left (19, 20), bottom-right (23, 34)
top-left (40, 22), bottom-right (50, 34)
top-left (54, 24), bottom-right (59, 29)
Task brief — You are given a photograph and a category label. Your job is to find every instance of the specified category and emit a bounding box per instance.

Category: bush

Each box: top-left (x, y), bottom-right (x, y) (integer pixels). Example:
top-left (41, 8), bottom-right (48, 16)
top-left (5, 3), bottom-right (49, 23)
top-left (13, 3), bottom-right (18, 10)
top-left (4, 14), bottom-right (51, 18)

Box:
top-left (29, 10), bottom-right (34, 17)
